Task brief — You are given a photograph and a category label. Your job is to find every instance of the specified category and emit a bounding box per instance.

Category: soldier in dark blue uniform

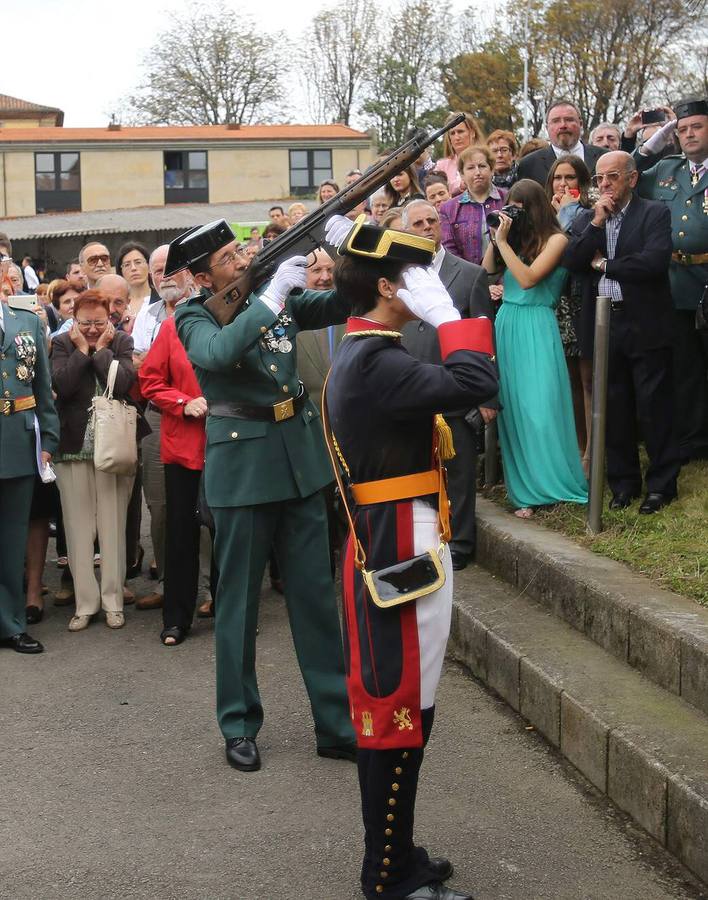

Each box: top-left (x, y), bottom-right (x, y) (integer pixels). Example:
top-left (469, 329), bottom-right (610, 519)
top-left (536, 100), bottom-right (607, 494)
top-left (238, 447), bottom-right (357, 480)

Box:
top-left (324, 216), bottom-right (498, 900)
top-left (635, 97), bottom-right (708, 461)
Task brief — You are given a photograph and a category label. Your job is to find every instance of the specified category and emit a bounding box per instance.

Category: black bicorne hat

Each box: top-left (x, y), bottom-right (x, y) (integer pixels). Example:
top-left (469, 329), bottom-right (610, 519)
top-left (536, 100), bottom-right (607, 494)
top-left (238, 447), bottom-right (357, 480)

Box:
top-left (338, 214), bottom-right (435, 266)
top-left (164, 219), bottom-right (235, 276)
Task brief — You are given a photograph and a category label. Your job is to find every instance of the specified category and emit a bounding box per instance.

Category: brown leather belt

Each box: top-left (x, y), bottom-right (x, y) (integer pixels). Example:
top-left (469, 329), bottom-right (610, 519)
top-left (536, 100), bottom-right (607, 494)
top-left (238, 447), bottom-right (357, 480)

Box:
top-left (351, 470), bottom-right (440, 505)
top-left (209, 388), bottom-right (308, 423)
top-left (672, 250), bottom-right (708, 265)
top-left (1, 395), bottom-right (36, 416)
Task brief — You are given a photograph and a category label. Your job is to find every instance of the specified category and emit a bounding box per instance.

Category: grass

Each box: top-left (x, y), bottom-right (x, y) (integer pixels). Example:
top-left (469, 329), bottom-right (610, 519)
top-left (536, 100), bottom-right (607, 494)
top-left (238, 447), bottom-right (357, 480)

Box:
top-left (483, 459), bottom-right (708, 606)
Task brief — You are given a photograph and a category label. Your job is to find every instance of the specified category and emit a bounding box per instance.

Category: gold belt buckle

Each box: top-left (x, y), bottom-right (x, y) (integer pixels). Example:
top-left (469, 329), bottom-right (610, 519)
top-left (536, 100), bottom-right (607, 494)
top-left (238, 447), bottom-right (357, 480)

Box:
top-left (1, 400), bottom-right (12, 416)
top-left (273, 397), bottom-right (295, 422)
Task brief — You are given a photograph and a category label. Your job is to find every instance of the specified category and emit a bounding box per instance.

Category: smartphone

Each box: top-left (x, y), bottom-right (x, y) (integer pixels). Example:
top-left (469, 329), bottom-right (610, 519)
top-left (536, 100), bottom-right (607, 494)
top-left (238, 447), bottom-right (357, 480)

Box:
top-left (641, 109), bottom-right (665, 125)
top-left (7, 294), bottom-right (39, 312)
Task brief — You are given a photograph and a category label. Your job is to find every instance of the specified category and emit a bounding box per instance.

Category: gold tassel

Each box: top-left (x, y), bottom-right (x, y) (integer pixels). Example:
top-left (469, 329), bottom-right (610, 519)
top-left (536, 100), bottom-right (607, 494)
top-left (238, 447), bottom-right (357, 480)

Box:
top-left (435, 414), bottom-right (456, 460)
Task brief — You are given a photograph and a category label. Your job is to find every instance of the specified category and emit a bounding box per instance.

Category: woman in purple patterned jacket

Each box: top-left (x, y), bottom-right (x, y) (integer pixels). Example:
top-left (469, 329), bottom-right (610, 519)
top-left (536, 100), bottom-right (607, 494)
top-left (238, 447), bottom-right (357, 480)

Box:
top-left (439, 145), bottom-right (507, 264)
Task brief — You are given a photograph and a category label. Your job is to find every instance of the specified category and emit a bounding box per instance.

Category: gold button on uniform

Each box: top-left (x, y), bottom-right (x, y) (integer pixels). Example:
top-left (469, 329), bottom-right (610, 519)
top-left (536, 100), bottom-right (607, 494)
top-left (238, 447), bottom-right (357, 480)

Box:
top-left (679, 231), bottom-right (685, 237)
top-left (388, 798), bottom-right (396, 806)
top-left (385, 845), bottom-right (392, 852)
top-left (380, 871), bottom-right (388, 879)
top-left (394, 767), bottom-right (402, 775)
top-left (383, 858), bottom-right (391, 866)
top-left (282, 385), bottom-right (289, 393)
top-left (260, 326), bottom-right (267, 333)
top-left (376, 887), bottom-right (383, 894)
top-left (682, 215), bottom-right (688, 221)
top-left (231, 432), bottom-right (238, 439)
top-left (3, 390), bottom-right (9, 398)
top-left (391, 783), bottom-right (399, 791)
top-left (2, 372), bottom-right (7, 379)
top-left (270, 364), bottom-right (277, 372)
top-left (687, 199), bottom-right (692, 206)
top-left (384, 828), bottom-right (392, 836)
top-left (387, 814), bottom-right (394, 822)
top-left (402, 752), bottom-right (409, 759)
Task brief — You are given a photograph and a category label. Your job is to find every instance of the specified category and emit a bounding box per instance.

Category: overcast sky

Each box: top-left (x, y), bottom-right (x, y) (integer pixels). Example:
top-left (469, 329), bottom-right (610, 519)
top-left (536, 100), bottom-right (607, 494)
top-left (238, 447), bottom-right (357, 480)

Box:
top-left (4, 0), bottom-right (488, 128)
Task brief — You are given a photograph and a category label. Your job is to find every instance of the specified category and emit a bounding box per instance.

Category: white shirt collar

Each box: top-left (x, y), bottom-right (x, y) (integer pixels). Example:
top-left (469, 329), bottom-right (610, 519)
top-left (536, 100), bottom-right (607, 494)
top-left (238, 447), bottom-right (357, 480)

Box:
top-left (690, 157), bottom-right (708, 172)
top-left (552, 141), bottom-right (584, 159)
top-left (432, 246), bottom-right (445, 272)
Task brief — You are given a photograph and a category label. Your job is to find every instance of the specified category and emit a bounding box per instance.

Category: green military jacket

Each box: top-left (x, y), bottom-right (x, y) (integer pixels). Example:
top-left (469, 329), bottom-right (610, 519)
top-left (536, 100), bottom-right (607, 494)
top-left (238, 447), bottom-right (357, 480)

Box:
top-left (175, 287), bottom-right (349, 508)
top-left (0, 305), bottom-right (59, 478)
top-left (636, 153), bottom-right (708, 310)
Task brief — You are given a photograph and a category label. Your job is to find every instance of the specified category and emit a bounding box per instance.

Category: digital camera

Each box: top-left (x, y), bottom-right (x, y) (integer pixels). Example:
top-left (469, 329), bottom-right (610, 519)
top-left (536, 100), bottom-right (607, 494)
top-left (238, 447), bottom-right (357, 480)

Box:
top-left (486, 205), bottom-right (526, 230)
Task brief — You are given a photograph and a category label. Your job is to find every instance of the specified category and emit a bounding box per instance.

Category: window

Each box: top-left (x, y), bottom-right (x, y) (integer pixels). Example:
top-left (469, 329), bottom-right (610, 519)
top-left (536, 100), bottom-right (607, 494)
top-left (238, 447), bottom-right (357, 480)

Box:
top-left (164, 150), bottom-right (208, 203)
top-left (35, 152), bottom-right (81, 212)
top-left (289, 149), bottom-right (332, 195)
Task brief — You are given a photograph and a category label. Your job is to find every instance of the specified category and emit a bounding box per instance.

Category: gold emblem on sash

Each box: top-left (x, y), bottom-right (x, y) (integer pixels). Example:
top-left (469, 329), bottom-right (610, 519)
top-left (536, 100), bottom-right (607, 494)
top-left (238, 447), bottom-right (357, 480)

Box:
top-left (362, 711), bottom-right (374, 737)
top-left (393, 707), bottom-right (414, 731)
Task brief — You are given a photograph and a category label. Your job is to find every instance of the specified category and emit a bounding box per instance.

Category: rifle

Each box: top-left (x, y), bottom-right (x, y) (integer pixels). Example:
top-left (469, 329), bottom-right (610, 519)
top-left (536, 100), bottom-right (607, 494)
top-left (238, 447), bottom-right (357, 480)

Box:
top-left (205, 114), bottom-right (465, 326)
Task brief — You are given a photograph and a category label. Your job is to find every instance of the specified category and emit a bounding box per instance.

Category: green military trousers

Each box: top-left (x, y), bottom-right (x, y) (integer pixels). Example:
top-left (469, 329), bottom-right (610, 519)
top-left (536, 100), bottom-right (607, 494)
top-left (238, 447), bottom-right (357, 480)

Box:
top-left (212, 490), bottom-right (354, 747)
top-left (0, 475), bottom-right (35, 639)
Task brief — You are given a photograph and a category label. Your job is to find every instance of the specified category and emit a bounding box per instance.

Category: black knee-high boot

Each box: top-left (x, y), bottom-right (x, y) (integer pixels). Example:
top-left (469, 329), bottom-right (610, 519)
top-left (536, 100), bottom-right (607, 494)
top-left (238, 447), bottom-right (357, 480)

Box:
top-left (359, 707), bottom-right (436, 899)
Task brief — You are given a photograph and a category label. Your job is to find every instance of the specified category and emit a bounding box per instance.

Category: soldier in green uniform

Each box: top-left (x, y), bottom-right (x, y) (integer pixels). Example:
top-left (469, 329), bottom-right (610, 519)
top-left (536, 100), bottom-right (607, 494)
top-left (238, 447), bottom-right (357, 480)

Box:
top-left (635, 97), bottom-right (708, 461)
top-left (0, 293), bottom-right (59, 654)
top-left (167, 219), bottom-right (355, 771)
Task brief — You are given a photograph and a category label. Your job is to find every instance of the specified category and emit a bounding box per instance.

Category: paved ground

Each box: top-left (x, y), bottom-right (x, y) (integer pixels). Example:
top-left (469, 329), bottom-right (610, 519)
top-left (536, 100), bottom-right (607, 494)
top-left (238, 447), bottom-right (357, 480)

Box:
top-left (1, 554), bottom-right (705, 900)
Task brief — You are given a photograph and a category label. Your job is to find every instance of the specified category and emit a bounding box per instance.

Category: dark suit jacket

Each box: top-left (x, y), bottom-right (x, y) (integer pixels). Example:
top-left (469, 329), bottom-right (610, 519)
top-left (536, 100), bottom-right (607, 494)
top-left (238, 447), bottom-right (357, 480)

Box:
top-left (296, 324), bottom-right (346, 408)
top-left (51, 330), bottom-right (142, 454)
top-left (402, 251), bottom-right (496, 413)
top-left (561, 194), bottom-right (674, 355)
top-left (516, 143), bottom-right (607, 187)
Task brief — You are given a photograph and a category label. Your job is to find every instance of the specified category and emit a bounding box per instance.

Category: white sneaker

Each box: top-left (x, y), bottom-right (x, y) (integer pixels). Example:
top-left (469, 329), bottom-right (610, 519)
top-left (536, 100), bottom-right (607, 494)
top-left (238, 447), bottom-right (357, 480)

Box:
top-left (105, 611), bottom-right (125, 629)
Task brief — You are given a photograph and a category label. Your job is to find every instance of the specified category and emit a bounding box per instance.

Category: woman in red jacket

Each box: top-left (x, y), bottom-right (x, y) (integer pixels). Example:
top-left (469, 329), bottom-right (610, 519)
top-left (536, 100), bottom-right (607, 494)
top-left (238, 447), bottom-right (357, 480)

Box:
top-left (139, 314), bottom-right (209, 645)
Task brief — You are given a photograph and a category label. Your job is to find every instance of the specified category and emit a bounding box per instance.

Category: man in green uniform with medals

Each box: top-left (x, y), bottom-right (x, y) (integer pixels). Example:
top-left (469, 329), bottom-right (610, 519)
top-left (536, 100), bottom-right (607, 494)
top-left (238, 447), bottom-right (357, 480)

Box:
top-left (635, 97), bottom-right (708, 461)
top-left (0, 289), bottom-right (59, 654)
top-left (167, 219), bottom-right (355, 771)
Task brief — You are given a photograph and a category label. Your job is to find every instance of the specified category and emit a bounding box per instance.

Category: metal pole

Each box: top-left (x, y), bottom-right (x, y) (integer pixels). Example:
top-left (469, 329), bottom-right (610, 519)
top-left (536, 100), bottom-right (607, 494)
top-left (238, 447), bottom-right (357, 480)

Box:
top-left (484, 417), bottom-right (499, 487)
top-left (587, 295), bottom-right (611, 534)
top-left (522, 3), bottom-right (529, 144)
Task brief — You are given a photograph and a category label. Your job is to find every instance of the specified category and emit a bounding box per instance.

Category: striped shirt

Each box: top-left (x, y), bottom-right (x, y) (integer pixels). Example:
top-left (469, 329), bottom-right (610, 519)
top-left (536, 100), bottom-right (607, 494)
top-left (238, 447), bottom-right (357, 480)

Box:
top-left (598, 201), bottom-right (630, 304)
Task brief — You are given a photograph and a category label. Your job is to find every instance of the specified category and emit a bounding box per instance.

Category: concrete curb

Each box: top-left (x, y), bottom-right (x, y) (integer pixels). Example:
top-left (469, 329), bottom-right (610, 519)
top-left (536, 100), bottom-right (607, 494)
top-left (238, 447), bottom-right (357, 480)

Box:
top-left (474, 497), bottom-right (708, 717)
top-left (448, 573), bottom-right (708, 886)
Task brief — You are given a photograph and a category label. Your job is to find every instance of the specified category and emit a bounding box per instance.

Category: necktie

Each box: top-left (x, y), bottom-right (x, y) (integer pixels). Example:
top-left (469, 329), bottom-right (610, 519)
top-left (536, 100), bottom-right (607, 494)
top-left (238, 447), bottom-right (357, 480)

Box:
top-left (691, 164), bottom-right (705, 187)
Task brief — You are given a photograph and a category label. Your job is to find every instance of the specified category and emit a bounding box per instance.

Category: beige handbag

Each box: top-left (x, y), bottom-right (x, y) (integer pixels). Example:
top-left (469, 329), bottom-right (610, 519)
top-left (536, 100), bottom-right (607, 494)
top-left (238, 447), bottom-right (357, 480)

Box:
top-left (91, 359), bottom-right (138, 476)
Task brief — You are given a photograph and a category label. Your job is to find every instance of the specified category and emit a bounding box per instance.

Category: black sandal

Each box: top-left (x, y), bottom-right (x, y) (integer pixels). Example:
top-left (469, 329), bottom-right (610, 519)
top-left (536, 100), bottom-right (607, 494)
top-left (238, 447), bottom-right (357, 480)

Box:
top-left (160, 625), bottom-right (189, 646)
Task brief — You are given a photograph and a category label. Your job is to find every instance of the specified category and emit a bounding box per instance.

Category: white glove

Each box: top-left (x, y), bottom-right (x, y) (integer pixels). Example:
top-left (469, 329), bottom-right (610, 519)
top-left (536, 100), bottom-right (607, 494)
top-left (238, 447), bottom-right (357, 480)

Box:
top-left (397, 267), bottom-right (461, 328)
top-left (324, 214), bottom-right (353, 250)
top-left (260, 255), bottom-right (308, 313)
top-left (640, 118), bottom-right (676, 156)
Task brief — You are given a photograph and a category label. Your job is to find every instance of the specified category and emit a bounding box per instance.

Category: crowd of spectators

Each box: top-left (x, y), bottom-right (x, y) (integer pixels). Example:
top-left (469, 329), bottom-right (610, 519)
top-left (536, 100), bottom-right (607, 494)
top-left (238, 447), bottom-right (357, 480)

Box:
top-left (1, 93), bottom-right (706, 652)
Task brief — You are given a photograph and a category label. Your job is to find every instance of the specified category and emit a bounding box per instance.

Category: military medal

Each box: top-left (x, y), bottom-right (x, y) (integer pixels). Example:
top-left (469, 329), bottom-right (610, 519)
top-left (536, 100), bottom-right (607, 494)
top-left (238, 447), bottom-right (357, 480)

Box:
top-left (261, 311), bottom-right (294, 353)
top-left (16, 364), bottom-right (29, 382)
top-left (14, 333), bottom-right (36, 382)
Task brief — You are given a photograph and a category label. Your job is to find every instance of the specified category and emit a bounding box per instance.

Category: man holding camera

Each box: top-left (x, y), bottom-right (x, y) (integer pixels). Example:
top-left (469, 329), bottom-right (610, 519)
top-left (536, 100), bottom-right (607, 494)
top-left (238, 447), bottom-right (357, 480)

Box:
top-left (633, 97), bottom-right (708, 463)
top-left (563, 151), bottom-right (681, 513)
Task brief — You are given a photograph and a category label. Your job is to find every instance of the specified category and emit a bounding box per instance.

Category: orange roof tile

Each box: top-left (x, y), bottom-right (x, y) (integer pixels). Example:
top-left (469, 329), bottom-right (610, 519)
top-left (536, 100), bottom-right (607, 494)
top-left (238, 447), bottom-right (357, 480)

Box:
top-left (0, 93), bottom-right (63, 115)
top-left (0, 123), bottom-right (370, 143)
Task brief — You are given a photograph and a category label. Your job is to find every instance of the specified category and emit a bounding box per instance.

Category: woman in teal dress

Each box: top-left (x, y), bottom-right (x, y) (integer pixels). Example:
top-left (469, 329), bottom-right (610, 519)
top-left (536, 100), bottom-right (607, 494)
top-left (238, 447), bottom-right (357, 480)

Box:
top-left (482, 178), bottom-right (588, 516)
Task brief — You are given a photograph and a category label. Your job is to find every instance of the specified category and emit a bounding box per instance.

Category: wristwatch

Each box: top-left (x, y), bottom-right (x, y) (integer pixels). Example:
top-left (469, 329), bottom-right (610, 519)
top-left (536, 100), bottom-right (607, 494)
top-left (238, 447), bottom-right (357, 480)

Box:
top-left (593, 257), bottom-right (608, 273)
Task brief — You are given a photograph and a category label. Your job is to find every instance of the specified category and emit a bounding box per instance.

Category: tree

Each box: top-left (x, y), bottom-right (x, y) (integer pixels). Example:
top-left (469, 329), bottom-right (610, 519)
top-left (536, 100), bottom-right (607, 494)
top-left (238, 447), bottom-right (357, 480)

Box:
top-left (303, 0), bottom-right (379, 125)
top-left (441, 34), bottom-right (526, 134)
top-left (124, 1), bottom-right (285, 125)
top-left (362, 0), bottom-right (449, 147)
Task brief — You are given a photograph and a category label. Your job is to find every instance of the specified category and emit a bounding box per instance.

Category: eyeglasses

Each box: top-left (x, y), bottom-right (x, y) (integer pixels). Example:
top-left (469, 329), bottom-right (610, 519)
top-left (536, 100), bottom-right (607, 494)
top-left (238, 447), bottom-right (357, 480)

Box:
top-left (491, 146), bottom-right (512, 154)
top-left (76, 319), bottom-right (108, 328)
top-left (209, 249), bottom-right (241, 270)
top-left (121, 258), bottom-right (147, 270)
top-left (591, 171), bottom-right (624, 185)
top-left (86, 254), bottom-right (110, 267)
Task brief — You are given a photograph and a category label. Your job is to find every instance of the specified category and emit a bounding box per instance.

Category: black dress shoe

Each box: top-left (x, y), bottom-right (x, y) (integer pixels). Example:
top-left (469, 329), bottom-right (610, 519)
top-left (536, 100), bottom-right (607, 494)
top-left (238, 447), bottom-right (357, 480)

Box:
top-left (450, 551), bottom-right (470, 571)
top-left (317, 743), bottom-right (357, 762)
top-left (428, 858), bottom-right (454, 881)
top-left (25, 606), bottom-right (44, 625)
top-left (609, 492), bottom-right (637, 510)
top-left (404, 882), bottom-right (475, 900)
top-left (639, 492), bottom-right (674, 514)
top-left (1, 632), bottom-right (44, 654)
top-left (225, 737), bottom-right (261, 771)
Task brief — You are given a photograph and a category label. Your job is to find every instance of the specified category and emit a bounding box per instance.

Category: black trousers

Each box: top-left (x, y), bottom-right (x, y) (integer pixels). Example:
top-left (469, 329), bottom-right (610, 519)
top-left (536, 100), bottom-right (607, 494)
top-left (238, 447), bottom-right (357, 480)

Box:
top-left (606, 332), bottom-right (681, 497)
top-left (445, 416), bottom-right (478, 558)
top-left (673, 309), bottom-right (708, 461)
top-left (359, 707), bottom-right (438, 900)
top-left (163, 464), bottom-right (204, 629)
